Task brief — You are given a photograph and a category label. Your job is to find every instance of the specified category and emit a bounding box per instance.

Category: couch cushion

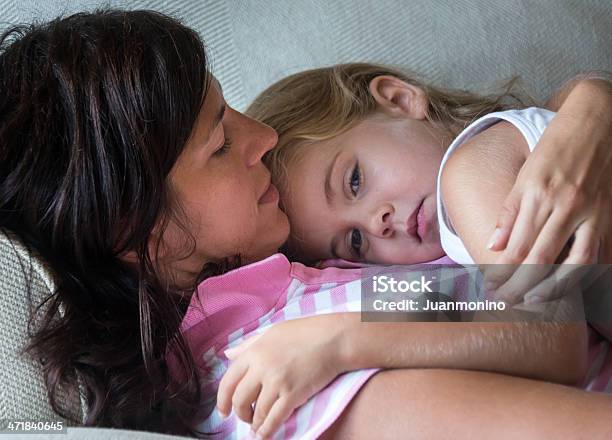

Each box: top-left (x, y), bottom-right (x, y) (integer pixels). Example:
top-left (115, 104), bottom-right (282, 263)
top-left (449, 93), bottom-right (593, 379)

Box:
top-left (0, 230), bottom-right (83, 423)
top-left (1, 0), bottom-right (610, 110)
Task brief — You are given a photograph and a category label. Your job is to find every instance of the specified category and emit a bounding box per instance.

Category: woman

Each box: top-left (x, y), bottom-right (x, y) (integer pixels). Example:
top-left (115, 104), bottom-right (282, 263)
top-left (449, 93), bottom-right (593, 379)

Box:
top-left (0, 9), bottom-right (610, 438)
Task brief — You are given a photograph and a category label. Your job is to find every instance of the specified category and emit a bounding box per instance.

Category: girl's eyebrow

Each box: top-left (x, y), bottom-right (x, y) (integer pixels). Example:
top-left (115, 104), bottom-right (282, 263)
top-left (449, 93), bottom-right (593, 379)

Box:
top-left (324, 150), bottom-right (342, 206)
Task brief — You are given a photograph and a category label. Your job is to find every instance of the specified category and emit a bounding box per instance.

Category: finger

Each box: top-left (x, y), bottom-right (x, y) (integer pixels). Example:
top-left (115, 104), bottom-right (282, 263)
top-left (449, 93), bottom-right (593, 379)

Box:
top-left (523, 218), bottom-right (601, 303)
top-left (485, 192), bottom-right (551, 290)
top-left (521, 206), bottom-right (579, 266)
top-left (522, 263), bottom-right (591, 305)
top-left (255, 396), bottom-right (294, 440)
top-left (494, 264), bottom-right (554, 305)
top-left (225, 334), bottom-right (263, 359)
top-left (231, 371), bottom-right (262, 423)
top-left (487, 190), bottom-right (521, 251)
top-left (505, 194), bottom-right (601, 303)
top-left (216, 360), bottom-right (248, 418)
top-left (503, 189), bottom-right (553, 263)
top-left (250, 384), bottom-right (280, 435)
top-left (482, 262), bottom-right (516, 293)
top-left (563, 211), bottom-right (602, 266)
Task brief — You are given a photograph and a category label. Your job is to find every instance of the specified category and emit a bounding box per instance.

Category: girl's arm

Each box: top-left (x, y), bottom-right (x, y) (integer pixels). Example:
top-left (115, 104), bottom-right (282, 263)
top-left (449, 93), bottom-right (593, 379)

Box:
top-left (218, 309), bottom-right (587, 438)
top-left (441, 120), bottom-right (531, 265)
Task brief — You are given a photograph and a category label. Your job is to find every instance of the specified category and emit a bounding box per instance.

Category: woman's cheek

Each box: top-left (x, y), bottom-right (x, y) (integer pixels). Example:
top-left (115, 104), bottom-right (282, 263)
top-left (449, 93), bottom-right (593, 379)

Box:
top-left (226, 195), bottom-right (261, 250)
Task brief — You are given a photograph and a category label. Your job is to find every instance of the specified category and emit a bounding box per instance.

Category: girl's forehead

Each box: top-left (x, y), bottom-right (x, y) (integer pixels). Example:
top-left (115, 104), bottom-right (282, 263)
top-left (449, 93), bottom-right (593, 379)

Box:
top-left (293, 138), bottom-right (344, 171)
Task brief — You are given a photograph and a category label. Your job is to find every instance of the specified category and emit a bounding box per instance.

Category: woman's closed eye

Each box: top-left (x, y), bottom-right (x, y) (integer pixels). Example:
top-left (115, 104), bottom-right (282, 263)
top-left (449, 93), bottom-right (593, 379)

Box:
top-left (213, 137), bottom-right (232, 156)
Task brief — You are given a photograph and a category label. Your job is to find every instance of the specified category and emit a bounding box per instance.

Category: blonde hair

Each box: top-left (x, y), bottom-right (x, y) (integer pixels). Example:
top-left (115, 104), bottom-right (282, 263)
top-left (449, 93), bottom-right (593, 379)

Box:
top-left (246, 62), bottom-right (535, 192)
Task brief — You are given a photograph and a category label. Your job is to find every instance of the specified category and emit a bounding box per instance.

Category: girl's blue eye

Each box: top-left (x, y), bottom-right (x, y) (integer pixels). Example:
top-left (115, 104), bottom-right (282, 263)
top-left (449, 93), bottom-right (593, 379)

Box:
top-left (349, 162), bottom-right (360, 196)
top-left (350, 228), bottom-right (362, 255)
top-left (214, 138), bottom-right (232, 156)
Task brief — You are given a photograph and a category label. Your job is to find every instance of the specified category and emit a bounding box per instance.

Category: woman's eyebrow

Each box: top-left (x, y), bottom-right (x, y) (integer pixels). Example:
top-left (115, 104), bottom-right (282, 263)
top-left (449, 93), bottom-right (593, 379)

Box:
top-left (212, 103), bottom-right (226, 131)
top-left (202, 80), bottom-right (226, 144)
top-left (202, 102), bottom-right (226, 145)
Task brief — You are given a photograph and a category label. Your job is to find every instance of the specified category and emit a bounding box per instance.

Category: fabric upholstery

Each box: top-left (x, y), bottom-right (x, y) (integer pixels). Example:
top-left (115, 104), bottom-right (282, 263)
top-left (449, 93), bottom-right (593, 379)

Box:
top-left (0, 230), bottom-right (84, 425)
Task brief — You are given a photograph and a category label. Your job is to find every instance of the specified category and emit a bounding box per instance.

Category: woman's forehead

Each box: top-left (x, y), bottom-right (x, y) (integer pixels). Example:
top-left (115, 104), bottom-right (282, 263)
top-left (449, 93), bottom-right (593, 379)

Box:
top-left (191, 77), bottom-right (224, 144)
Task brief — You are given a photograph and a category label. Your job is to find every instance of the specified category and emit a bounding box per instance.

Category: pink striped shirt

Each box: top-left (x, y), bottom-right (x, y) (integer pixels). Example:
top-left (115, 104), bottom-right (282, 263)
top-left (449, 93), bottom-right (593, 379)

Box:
top-left (175, 253), bottom-right (611, 439)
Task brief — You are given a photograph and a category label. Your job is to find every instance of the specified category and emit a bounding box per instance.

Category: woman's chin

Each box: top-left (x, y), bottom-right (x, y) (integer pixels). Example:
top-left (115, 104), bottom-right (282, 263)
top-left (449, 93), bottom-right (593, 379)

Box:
top-left (250, 211), bottom-right (291, 263)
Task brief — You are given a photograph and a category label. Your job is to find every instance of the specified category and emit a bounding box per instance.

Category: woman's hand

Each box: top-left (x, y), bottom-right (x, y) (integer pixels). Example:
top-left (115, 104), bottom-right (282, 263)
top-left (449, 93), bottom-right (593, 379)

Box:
top-left (485, 77), bottom-right (612, 304)
top-left (216, 315), bottom-right (348, 439)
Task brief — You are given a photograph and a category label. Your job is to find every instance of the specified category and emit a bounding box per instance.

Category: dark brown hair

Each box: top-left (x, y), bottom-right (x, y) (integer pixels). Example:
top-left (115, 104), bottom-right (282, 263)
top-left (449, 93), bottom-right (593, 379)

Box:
top-left (0, 9), bottom-right (219, 435)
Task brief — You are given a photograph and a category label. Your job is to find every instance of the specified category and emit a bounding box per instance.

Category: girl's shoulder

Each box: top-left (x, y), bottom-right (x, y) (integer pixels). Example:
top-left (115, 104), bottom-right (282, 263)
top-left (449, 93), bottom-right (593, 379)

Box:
top-left (440, 107), bottom-right (556, 180)
top-left (443, 120), bottom-right (530, 180)
top-left (441, 107), bottom-right (556, 182)
top-left (438, 107), bottom-right (554, 263)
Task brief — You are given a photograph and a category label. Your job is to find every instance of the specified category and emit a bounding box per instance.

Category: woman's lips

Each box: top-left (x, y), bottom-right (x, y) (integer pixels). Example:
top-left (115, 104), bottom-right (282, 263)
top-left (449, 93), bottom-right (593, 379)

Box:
top-left (259, 181), bottom-right (279, 204)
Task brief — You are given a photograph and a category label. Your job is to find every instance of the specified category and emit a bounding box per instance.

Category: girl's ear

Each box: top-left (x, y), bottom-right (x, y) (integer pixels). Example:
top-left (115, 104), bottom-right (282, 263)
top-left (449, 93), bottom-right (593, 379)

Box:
top-left (369, 75), bottom-right (428, 120)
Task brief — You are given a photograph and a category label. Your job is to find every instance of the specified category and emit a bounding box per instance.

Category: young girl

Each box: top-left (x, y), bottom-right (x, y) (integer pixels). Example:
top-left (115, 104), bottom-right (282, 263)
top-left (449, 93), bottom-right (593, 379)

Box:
top-left (247, 63), bottom-right (612, 302)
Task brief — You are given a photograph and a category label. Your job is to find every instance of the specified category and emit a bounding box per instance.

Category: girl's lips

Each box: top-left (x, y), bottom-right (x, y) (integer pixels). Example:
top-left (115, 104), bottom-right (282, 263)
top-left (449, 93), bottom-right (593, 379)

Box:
top-left (406, 198), bottom-right (424, 241)
top-left (417, 197), bottom-right (427, 241)
top-left (259, 182), bottom-right (279, 204)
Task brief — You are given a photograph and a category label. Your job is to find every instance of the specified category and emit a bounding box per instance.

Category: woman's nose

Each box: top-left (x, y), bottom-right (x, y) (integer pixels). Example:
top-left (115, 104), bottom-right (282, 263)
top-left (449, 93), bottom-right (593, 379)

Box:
top-left (244, 116), bottom-right (278, 167)
top-left (368, 204), bottom-right (394, 238)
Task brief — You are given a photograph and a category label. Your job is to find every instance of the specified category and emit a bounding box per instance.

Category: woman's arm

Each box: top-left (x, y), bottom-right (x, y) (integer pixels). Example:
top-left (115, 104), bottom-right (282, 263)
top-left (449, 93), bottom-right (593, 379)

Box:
top-left (332, 312), bottom-right (587, 386)
top-left (321, 368), bottom-right (612, 440)
top-left (545, 73), bottom-right (612, 112)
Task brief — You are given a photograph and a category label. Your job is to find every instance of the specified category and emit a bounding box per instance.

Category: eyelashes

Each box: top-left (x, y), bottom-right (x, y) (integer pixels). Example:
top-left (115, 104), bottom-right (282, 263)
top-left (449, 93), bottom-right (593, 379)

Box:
top-left (213, 137), bottom-right (232, 156)
top-left (347, 161), bottom-right (363, 257)
top-left (348, 161), bottom-right (361, 196)
top-left (349, 228), bottom-right (362, 256)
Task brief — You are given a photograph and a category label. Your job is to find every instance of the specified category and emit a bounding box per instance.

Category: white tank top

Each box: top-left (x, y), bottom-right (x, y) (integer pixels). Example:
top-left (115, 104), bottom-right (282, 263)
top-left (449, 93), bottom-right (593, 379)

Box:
top-left (436, 107), bottom-right (556, 264)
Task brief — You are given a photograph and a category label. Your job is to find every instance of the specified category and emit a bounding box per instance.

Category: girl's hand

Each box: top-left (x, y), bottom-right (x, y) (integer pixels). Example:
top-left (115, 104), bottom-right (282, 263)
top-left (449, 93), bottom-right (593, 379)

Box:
top-left (485, 78), bottom-right (612, 304)
top-left (216, 315), bottom-right (347, 439)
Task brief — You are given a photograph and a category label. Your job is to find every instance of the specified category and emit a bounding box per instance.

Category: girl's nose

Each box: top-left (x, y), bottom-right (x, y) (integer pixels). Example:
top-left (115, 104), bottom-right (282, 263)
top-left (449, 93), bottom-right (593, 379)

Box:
top-left (368, 204), bottom-right (394, 238)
